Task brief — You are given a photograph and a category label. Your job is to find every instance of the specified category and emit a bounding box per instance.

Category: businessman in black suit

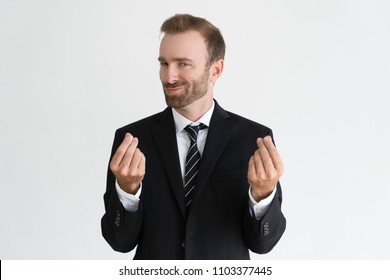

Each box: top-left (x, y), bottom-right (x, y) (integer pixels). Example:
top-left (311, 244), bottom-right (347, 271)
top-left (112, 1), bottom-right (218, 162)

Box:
top-left (101, 14), bottom-right (286, 259)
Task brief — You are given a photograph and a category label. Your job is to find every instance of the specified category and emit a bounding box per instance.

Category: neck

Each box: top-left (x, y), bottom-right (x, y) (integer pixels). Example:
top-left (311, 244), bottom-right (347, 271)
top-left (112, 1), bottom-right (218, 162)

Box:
top-left (174, 97), bottom-right (213, 122)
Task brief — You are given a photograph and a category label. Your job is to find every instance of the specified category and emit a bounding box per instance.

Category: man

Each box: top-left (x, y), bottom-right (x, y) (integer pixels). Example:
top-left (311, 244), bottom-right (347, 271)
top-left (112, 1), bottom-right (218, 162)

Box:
top-left (101, 14), bottom-right (286, 260)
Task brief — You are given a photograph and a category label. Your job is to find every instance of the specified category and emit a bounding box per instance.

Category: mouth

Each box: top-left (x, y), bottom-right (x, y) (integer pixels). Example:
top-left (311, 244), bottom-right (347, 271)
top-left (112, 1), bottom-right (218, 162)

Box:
top-left (164, 86), bottom-right (185, 95)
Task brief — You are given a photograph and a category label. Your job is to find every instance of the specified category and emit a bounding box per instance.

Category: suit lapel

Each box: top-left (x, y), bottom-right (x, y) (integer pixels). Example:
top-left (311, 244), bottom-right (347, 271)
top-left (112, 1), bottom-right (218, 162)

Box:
top-left (151, 103), bottom-right (234, 217)
top-left (151, 108), bottom-right (186, 217)
top-left (191, 102), bottom-right (233, 208)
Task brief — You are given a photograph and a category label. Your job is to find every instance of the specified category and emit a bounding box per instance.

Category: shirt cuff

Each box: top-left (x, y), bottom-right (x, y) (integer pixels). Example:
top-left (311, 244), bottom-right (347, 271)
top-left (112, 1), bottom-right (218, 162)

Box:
top-left (248, 186), bottom-right (277, 220)
top-left (115, 181), bottom-right (142, 212)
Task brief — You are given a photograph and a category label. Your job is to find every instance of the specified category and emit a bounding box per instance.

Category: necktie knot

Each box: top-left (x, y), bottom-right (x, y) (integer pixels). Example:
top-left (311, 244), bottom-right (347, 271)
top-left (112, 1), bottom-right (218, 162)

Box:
top-left (184, 123), bottom-right (207, 144)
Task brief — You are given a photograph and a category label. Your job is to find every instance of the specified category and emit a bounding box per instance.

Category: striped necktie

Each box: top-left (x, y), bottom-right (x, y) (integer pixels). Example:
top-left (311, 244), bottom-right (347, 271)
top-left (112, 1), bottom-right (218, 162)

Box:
top-left (184, 123), bottom-right (207, 209)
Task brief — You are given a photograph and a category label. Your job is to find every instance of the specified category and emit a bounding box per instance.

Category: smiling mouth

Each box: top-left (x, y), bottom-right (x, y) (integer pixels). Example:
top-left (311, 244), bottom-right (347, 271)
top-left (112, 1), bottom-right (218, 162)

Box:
top-left (164, 86), bottom-right (185, 94)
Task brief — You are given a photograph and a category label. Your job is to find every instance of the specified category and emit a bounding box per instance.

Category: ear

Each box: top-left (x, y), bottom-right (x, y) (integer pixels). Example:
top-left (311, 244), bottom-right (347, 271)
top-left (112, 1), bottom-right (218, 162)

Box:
top-left (209, 59), bottom-right (224, 82)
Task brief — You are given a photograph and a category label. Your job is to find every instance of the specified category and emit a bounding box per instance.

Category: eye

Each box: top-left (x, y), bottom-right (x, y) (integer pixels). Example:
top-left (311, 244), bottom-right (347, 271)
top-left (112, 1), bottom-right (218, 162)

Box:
top-left (159, 62), bottom-right (168, 67)
top-left (179, 62), bottom-right (188, 67)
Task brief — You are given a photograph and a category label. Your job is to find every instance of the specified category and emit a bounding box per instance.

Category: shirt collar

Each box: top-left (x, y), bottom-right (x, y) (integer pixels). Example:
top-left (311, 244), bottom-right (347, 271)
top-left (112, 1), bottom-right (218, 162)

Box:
top-left (172, 101), bottom-right (215, 134)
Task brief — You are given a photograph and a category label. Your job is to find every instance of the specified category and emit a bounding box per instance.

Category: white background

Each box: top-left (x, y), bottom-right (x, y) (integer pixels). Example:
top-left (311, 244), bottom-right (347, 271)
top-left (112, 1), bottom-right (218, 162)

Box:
top-left (1, 0), bottom-right (389, 259)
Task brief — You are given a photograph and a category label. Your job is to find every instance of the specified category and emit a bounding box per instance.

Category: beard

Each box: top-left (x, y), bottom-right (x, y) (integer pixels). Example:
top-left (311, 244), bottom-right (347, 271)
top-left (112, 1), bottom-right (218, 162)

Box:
top-left (163, 70), bottom-right (210, 109)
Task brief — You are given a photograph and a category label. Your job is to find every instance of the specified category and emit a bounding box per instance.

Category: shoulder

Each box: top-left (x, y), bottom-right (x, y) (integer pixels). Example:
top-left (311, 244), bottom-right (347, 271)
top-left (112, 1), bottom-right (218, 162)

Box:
top-left (109, 108), bottom-right (172, 151)
top-left (214, 100), bottom-right (272, 134)
top-left (227, 110), bottom-right (271, 131)
top-left (115, 107), bottom-right (171, 134)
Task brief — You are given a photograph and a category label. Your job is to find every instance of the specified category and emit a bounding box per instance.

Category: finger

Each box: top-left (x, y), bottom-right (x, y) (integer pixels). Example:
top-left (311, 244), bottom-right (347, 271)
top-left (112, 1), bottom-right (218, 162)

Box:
top-left (128, 148), bottom-right (143, 175)
top-left (257, 138), bottom-right (276, 174)
top-left (254, 139), bottom-right (267, 175)
top-left (138, 152), bottom-right (146, 173)
top-left (137, 151), bottom-right (146, 179)
top-left (129, 150), bottom-right (146, 185)
top-left (247, 156), bottom-right (256, 182)
top-left (110, 133), bottom-right (133, 170)
top-left (118, 137), bottom-right (139, 170)
top-left (263, 136), bottom-right (284, 173)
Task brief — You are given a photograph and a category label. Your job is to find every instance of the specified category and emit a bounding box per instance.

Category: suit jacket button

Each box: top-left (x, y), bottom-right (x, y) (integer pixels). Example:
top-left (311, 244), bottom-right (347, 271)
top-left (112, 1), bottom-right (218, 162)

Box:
top-left (181, 242), bottom-right (185, 248)
top-left (115, 211), bottom-right (121, 226)
top-left (263, 222), bottom-right (270, 236)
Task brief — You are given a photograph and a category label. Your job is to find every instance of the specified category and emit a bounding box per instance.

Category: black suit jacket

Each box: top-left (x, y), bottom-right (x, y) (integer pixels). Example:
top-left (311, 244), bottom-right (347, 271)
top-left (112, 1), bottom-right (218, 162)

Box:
top-left (101, 101), bottom-right (286, 259)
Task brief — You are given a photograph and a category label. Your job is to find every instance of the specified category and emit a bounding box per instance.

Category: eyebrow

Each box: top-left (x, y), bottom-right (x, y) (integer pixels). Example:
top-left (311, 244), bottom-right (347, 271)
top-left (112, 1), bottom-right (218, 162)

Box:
top-left (158, 57), bottom-right (193, 63)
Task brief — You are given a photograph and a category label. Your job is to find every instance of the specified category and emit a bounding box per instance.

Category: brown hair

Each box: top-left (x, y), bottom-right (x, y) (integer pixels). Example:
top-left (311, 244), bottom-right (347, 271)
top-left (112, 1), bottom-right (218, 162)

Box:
top-left (160, 14), bottom-right (226, 66)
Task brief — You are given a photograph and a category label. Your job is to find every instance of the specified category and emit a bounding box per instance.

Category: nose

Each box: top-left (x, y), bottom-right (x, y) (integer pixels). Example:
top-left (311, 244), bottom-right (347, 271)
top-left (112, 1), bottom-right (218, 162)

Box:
top-left (161, 64), bottom-right (179, 84)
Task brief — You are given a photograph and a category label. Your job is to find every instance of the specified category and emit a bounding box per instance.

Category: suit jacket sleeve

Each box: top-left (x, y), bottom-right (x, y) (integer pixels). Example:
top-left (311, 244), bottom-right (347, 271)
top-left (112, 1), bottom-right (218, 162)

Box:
top-left (242, 181), bottom-right (286, 254)
top-left (241, 127), bottom-right (286, 254)
top-left (101, 129), bottom-right (143, 253)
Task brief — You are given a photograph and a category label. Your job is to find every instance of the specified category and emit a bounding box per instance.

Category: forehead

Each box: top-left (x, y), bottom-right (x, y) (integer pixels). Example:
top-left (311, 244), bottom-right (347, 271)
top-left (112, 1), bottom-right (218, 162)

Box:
top-left (159, 30), bottom-right (208, 62)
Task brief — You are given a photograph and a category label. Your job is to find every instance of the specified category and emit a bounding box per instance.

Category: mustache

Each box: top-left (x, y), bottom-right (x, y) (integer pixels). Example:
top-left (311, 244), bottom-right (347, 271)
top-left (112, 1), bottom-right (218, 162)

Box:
top-left (163, 81), bottom-right (189, 88)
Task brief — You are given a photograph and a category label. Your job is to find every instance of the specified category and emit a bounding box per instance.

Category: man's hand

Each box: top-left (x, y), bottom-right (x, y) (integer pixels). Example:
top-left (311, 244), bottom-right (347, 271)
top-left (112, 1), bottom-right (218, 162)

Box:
top-left (248, 136), bottom-right (284, 202)
top-left (110, 133), bottom-right (146, 195)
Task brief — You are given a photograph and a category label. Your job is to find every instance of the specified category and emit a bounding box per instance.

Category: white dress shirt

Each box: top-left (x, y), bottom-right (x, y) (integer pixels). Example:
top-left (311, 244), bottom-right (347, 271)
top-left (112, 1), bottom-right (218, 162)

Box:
top-left (116, 101), bottom-right (276, 220)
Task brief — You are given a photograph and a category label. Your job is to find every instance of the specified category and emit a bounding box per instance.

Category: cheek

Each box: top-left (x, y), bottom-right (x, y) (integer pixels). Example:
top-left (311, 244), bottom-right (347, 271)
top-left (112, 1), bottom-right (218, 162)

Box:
top-left (159, 69), bottom-right (168, 82)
